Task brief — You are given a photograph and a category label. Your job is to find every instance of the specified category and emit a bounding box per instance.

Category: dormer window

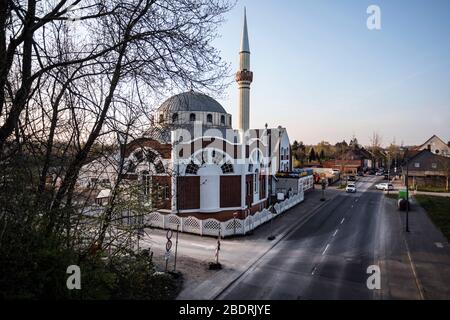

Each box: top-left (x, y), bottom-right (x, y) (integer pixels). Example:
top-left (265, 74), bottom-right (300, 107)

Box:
top-left (207, 114), bottom-right (213, 123)
top-left (190, 113), bottom-right (196, 122)
top-left (220, 115), bottom-right (225, 125)
top-left (172, 113), bottom-right (178, 123)
top-left (159, 114), bottom-right (164, 123)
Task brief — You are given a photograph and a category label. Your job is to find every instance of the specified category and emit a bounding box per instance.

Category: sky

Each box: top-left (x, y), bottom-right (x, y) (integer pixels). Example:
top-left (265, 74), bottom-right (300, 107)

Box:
top-left (212, 0), bottom-right (450, 147)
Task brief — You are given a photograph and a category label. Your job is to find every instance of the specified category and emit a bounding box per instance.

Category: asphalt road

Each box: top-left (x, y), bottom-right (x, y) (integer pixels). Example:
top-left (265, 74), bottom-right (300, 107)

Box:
top-left (217, 176), bottom-right (390, 300)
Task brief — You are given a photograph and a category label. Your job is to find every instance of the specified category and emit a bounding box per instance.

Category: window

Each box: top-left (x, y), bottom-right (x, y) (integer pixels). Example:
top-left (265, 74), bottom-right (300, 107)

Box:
top-left (159, 114), bottom-right (164, 123)
top-left (134, 150), bottom-right (144, 162)
top-left (172, 113), bottom-right (178, 123)
top-left (220, 115), bottom-right (225, 125)
top-left (154, 161), bottom-right (165, 174)
top-left (207, 114), bottom-right (213, 123)
top-left (248, 164), bottom-right (253, 172)
top-left (436, 150), bottom-right (440, 154)
top-left (414, 162), bottom-right (420, 168)
top-left (164, 185), bottom-right (170, 200)
top-left (221, 162), bottom-right (234, 174)
top-left (143, 174), bottom-right (151, 197)
top-left (254, 170), bottom-right (259, 194)
top-left (146, 150), bottom-right (157, 163)
top-left (185, 162), bottom-right (199, 175)
top-left (432, 163), bottom-right (437, 169)
top-left (189, 113), bottom-right (196, 122)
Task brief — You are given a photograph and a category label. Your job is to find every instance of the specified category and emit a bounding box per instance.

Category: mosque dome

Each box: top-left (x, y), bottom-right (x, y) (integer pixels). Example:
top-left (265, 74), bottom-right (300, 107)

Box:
top-left (156, 91), bottom-right (232, 129)
top-left (158, 91), bottom-right (227, 114)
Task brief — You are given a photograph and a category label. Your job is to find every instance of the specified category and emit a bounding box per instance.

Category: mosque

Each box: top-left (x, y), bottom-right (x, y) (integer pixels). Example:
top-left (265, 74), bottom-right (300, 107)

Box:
top-left (78, 10), bottom-right (304, 221)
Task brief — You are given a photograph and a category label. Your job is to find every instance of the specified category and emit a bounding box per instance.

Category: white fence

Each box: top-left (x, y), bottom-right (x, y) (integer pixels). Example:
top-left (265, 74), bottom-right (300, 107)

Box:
top-left (145, 192), bottom-right (304, 238)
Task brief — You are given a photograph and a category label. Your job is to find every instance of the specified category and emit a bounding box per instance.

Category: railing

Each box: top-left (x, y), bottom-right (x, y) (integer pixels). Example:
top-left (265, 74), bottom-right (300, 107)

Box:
top-left (144, 192), bottom-right (304, 238)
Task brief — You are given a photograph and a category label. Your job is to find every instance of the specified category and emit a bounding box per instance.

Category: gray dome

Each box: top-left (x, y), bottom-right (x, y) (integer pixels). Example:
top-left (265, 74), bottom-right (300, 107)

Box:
top-left (158, 91), bottom-right (227, 114)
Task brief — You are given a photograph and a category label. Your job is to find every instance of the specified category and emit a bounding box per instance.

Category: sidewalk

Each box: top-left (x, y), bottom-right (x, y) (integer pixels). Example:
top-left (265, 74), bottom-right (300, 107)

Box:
top-left (173, 187), bottom-right (341, 300)
top-left (380, 193), bottom-right (450, 299)
top-left (405, 197), bottom-right (450, 299)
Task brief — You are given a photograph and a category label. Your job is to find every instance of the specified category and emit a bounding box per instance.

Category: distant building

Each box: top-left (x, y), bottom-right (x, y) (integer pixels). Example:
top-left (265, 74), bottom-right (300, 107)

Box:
top-left (403, 150), bottom-right (450, 190)
top-left (415, 135), bottom-right (450, 157)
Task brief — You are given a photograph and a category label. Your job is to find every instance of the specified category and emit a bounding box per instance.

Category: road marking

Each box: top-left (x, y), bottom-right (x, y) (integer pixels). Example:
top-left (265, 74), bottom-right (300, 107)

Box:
top-left (311, 265), bottom-right (318, 275)
top-left (333, 229), bottom-right (339, 237)
top-left (435, 242), bottom-right (444, 248)
top-left (404, 238), bottom-right (425, 300)
top-left (340, 218), bottom-right (345, 224)
top-left (322, 244), bottom-right (330, 255)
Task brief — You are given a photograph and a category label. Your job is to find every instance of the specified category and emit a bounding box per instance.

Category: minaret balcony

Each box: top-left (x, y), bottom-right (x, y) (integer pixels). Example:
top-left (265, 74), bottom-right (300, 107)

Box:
top-left (235, 70), bottom-right (253, 82)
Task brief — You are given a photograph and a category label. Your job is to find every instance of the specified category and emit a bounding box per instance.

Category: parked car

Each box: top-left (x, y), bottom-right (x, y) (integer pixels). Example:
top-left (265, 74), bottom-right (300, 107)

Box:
top-left (348, 175), bottom-right (356, 181)
top-left (368, 169), bottom-right (376, 175)
top-left (346, 183), bottom-right (357, 193)
top-left (375, 183), bottom-right (394, 191)
top-left (357, 171), bottom-right (364, 177)
top-left (375, 171), bottom-right (384, 176)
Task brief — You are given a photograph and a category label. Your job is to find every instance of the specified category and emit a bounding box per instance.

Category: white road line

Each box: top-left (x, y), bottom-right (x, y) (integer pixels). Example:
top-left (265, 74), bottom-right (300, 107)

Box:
top-left (333, 229), bottom-right (339, 237)
top-left (322, 244), bottom-right (330, 255)
top-left (311, 265), bottom-right (318, 275)
top-left (340, 218), bottom-right (345, 224)
top-left (435, 242), bottom-right (444, 248)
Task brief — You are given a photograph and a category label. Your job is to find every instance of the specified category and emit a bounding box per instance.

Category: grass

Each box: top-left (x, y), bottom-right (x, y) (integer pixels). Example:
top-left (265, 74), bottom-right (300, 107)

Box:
top-left (416, 186), bottom-right (449, 193)
top-left (415, 195), bottom-right (450, 242)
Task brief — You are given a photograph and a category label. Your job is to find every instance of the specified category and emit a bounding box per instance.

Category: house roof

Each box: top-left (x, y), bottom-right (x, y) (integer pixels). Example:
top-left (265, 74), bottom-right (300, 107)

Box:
top-left (417, 134), bottom-right (448, 150)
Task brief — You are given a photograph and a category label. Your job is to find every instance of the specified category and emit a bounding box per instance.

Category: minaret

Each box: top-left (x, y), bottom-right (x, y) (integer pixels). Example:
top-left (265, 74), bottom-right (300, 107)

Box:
top-left (236, 7), bottom-right (253, 132)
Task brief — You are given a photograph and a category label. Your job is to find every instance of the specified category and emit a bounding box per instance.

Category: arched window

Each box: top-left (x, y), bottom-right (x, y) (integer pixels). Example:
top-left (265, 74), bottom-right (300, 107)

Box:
top-left (207, 114), bottom-right (213, 123)
top-left (172, 113), bottom-right (178, 123)
top-left (159, 114), bottom-right (164, 123)
top-left (189, 113), bottom-right (196, 122)
top-left (220, 115), bottom-right (225, 125)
